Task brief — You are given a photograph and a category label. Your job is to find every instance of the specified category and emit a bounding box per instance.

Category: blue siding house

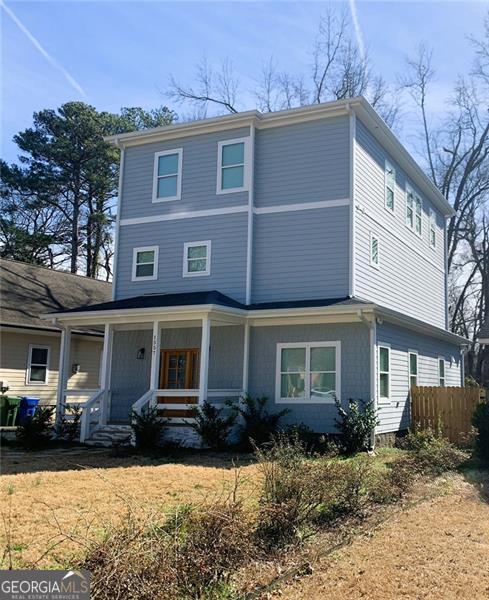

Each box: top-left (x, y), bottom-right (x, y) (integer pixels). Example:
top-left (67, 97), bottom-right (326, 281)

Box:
top-left (45, 97), bottom-right (466, 445)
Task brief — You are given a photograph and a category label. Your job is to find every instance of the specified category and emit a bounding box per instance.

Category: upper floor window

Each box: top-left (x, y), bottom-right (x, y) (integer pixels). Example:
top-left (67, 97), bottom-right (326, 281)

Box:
top-left (438, 358), bottom-right (446, 386)
top-left (276, 342), bottom-right (340, 404)
top-left (27, 345), bottom-right (50, 384)
top-left (385, 161), bottom-right (395, 212)
top-left (429, 208), bottom-right (436, 249)
top-left (217, 138), bottom-right (249, 194)
top-left (132, 246), bottom-right (158, 281)
top-left (406, 185), bottom-right (422, 236)
top-left (183, 241), bottom-right (211, 277)
top-left (152, 148), bottom-right (183, 202)
top-left (409, 351), bottom-right (418, 388)
top-left (370, 233), bottom-right (380, 268)
top-left (378, 345), bottom-right (390, 403)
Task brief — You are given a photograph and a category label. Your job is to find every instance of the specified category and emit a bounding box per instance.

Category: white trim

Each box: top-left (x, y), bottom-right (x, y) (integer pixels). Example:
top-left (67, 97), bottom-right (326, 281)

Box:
top-left (55, 327), bottom-right (71, 424)
top-left (377, 344), bottom-right (391, 405)
top-left (438, 356), bottom-right (446, 386)
top-left (149, 321), bottom-right (162, 391)
top-left (199, 315), bottom-right (211, 403)
top-left (408, 350), bottom-right (418, 389)
top-left (405, 182), bottom-right (423, 238)
top-left (275, 341), bottom-right (341, 404)
top-left (216, 137), bottom-right (251, 194)
top-left (152, 148), bottom-right (183, 203)
top-left (242, 322), bottom-right (250, 393)
top-left (369, 319), bottom-right (377, 443)
top-left (112, 147), bottom-right (124, 300)
top-left (245, 124), bottom-right (255, 304)
top-left (370, 232), bottom-right (380, 269)
top-left (384, 159), bottom-right (396, 214)
top-left (182, 240), bottom-right (211, 277)
top-left (429, 208), bottom-right (437, 250)
top-left (254, 198), bottom-right (350, 215)
top-left (26, 344), bottom-right (50, 385)
top-left (131, 246), bottom-right (159, 281)
top-left (349, 109), bottom-right (356, 297)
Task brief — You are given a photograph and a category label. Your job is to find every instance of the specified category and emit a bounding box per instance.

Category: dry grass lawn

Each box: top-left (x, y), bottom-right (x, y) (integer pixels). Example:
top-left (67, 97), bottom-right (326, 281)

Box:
top-left (279, 473), bottom-right (489, 600)
top-left (0, 447), bottom-right (259, 568)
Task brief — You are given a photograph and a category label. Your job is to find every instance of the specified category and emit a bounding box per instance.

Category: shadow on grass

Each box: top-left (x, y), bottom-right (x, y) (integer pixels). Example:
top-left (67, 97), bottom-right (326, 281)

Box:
top-left (0, 444), bottom-right (256, 476)
top-left (459, 455), bottom-right (489, 503)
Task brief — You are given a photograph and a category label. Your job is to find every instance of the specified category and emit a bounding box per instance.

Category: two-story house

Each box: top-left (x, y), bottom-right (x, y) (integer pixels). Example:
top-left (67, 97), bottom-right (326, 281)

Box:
top-left (45, 97), bottom-right (467, 445)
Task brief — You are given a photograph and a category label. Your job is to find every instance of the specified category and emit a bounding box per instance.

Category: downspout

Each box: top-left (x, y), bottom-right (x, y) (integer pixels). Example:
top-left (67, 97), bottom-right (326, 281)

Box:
top-left (245, 122), bottom-right (255, 305)
top-left (348, 105), bottom-right (356, 298)
top-left (359, 310), bottom-right (377, 449)
top-left (444, 215), bottom-right (449, 330)
top-left (111, 140), bottom-right (125, 300)
top-left (460, 345), bottom-right (467, 387)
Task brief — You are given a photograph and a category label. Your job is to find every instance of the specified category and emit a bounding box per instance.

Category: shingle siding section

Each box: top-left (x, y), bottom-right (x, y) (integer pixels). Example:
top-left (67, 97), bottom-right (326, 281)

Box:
top-left (252, 206), bottom-right (350, 303)
top-left (354, 118), bottom-right (447, 328)
top-left (376, 322), bottom-right (462, 434)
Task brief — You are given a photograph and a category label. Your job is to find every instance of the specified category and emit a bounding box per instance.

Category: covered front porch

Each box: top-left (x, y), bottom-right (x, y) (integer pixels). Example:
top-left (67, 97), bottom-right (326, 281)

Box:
top-left (49, 301), bottom-right (248, 443)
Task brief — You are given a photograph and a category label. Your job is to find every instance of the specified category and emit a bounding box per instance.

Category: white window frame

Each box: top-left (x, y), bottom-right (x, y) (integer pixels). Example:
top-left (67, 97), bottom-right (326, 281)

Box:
top-left (378, 344), bottom-right (391, 405)
top-left (406, 183), bottom-right (422, 236)
top-left (429, 208), bottom-right (437, 249)
top-left (132, 246), bottom-right (159, 281)
top-left (26, 344), bottom-right (50, 385)
top-left (216, 137), bottom-right (251, 195)
top-left (370, 232), bottom-right (380, 269)
top-left (152, 148), bottom-right (183, 203)
top-left (275, 341), bottom-right (341, 404)
top-left (438, 356), bottom-right (446, 387)
top-left (384, 160), bottom-right (395, 213)
top-left (408, 350), bottom-right (418, 389)
top-left (183, 240), bottom-right (211, 277)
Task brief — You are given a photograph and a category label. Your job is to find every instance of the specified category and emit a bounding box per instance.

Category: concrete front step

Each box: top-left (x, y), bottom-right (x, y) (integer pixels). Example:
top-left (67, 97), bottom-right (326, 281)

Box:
top-left (87, 425), bottom-right (132, 446)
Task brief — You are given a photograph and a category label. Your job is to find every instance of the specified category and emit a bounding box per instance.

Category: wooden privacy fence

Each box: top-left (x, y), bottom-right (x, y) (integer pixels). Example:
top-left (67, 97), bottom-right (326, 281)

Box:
top-left (411, 386), bottom-right (486, 444)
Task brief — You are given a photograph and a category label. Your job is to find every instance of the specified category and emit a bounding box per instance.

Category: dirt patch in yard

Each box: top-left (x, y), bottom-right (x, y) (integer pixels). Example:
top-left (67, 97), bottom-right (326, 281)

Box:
top-left (0, 448), bottom-right (258, 568)
top-left (277, 474), bottom-right (489, 600)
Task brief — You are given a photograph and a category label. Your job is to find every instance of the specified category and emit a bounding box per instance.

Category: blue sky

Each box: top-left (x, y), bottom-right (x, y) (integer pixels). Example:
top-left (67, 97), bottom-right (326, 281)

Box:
top-left (1, 0), bottom-right (488, 163)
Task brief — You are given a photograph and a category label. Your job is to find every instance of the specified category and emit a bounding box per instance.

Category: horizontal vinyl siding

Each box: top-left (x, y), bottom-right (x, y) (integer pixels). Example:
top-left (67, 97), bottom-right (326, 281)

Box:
top-left (354, 118), bottom-right (446, 328)
top-left (0, 330), bottom-right (102, 405)
top-left (115, 213), bottom-right (248, 302)
top-left (252, 206), bottom-right (350, 303)
top-left (376, 322), bottom-right (462, 434)
top-left (254, 116), bottom-right (350, 207)
top-left (121, 127), bottom-right (250, 221)
top-left (249, 323), bottom-right (370, 433)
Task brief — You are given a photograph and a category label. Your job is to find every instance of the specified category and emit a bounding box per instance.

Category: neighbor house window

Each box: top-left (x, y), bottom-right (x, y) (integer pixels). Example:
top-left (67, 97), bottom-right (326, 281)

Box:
top-left (385, 161), bottom-right (395, 212)
top-left (429, 208), bottom-right (436, 248)
top-left (438, 358), bottom-right (446, 386)
top-left (217, 138), bottom-right (249, 194)
top-left (409, 351), bottom-right (418, 388)
top-left (132, 246), bottom-right (158, 281)
top-left (406, 185), bottom-right (422, 235)
top-left (152, 148), bottom-right (183, 202)
top-left (276, 342), bottom-right (340, 404)
top-left (183, 241), bottom-right (211, 277)
top-left (370, 233), bottom-right (380, 268)
top-left (378, 345), bottom-right (390, 402)
top-left (27, 345), bottom-right (50, 384)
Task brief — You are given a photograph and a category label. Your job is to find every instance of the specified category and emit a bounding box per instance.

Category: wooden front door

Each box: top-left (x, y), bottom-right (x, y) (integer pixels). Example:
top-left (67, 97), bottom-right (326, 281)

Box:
top-left (159, 349), bottom-right (200, 413)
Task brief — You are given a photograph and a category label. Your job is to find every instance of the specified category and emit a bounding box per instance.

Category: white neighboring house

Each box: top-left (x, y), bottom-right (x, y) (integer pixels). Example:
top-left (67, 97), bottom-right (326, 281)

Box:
top-left (0, 258), bottom-right (111, 408)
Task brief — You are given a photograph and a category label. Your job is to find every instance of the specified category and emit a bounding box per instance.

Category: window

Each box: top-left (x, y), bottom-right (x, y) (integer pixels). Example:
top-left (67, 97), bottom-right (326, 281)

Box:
top-left (385, 161), bottom-right (395, 212)
top-left (378, 346), bottom-right (390, 402)
top-left (183, 241), bottom-right (211, 277)
top-left (429, 208), bottom-right (436, 248)
top-left (409, 351), bottom-right (418, 388)
top-left (438, 358), bottom-right (446, 386)
top-left (152, 148), bottom-right (183, 202)
top-left (406, 184), bottom-right (422, 235)
top-left (217, 138), bottom-right (249, 194)
top-left (132, 246), bottom-right (158, 281)
top-left (276, 342), bottom-right (340, 404)
top-left (27, 345), bottom-right (50, 384)
top-left (370, 233), bottom-right (380, 268)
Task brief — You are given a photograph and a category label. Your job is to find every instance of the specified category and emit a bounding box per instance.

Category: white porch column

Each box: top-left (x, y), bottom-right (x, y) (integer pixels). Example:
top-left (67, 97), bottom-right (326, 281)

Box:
top-left (99, 323), bottom-right (114, 424)
top-left (199, 315), bottom-right (211, 404)
top-left (242, 322), bottom-right (250, 395)
top-left (150, 320), bottom-right (162, 394)
top-left (55, 325), bottom-right (71, 426)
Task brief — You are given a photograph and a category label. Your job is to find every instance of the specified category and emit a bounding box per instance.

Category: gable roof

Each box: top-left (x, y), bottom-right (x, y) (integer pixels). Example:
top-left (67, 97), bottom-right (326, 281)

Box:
top-left (105, 96), bottom-right (454, 218)
top-left (0, 258), bottom-right (112, 333)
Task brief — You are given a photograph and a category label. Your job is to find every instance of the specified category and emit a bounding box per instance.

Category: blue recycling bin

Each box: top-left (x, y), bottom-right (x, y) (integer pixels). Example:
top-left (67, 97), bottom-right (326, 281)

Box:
top-left (18, 397), bottom-right (40, 422)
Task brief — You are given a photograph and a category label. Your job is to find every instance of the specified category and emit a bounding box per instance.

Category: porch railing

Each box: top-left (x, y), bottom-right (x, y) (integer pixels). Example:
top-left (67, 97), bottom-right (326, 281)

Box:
top-left (79, 389), bottom-right (106, 443)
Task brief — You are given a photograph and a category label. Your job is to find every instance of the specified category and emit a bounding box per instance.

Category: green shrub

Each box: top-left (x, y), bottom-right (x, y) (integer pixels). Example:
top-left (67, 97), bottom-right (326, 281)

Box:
top-left (190, 401), bottom-right (236, 450)
top-left (334, 397), bottom-right (379, 455)
top-left (370, 457), bottom-right (417, 503)
top-left (229, 395), bottom-right (289, 450)
top-left (280, 423), bottom-right (337, 455)
top-left (131, 407), bottom-right (166, 453)
top-left (16, 406), bottom-right (54, 450)
top-left (57, 404), bottom-right (82, 443)
top-left (399, 427), bottom-right (466, 475)
top-left (472, 402), bottom-right (489, 462)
